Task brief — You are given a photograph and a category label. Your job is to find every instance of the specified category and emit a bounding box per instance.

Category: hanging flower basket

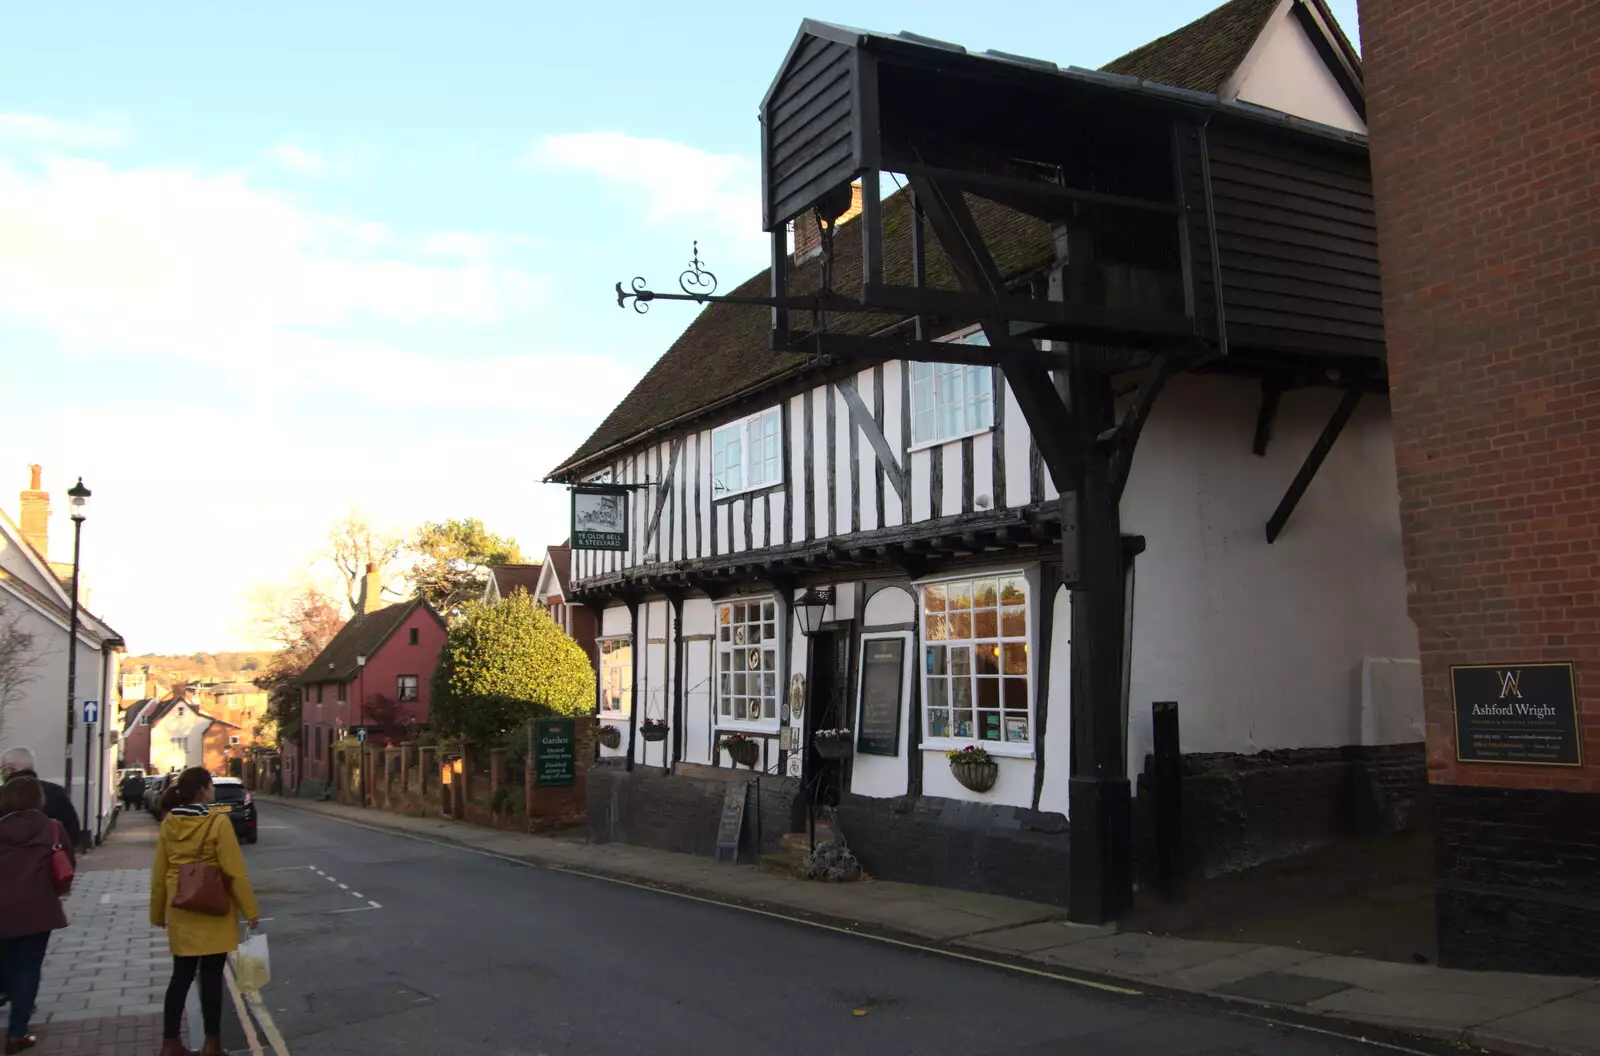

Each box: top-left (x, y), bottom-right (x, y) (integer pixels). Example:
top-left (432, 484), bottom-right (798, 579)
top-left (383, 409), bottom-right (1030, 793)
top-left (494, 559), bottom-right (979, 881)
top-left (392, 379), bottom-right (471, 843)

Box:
top-left (597, 725), bottom-right (622, 749)
top-left (946, 745), bottom-right (998, 792)
top-left (719, 734), bottom-right (760, 769)
top-left (813, 729), bottom-right (854, 760)
top-left (640, 719), bottom-right (669, 743)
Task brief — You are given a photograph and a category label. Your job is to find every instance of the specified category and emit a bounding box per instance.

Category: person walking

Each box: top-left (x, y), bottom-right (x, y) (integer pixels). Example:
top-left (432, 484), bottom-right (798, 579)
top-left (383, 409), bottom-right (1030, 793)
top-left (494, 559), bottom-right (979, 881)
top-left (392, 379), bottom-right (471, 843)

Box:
top-left (0, 748), bottom-right (83, 851)
top-left (0, 776), bottom-right (74, 1054)
top-left (121, 771), bottom-right (147, 811)
top-left (150, 769), bottom-right (259, 1056)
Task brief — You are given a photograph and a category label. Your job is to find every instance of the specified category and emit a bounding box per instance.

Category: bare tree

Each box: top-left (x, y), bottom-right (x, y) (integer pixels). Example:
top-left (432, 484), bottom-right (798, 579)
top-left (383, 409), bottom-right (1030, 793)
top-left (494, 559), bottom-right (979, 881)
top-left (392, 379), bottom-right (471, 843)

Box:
top-left (0, 598), bottom-right (51, 740)
top-left (327, 508), bottom-right (405, 613)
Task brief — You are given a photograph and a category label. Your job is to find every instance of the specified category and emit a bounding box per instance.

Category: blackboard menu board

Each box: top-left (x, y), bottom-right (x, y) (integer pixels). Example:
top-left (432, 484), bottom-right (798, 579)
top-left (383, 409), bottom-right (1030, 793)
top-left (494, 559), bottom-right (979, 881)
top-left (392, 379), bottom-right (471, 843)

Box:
top-left (714, 783), bottom-right (748, 863)
top-left (1451, 662), bottom-right (1582, 767)
top-left (856, 637), bottom-right (905, 757)
top-left (534, 718), bottom-right (576, 786)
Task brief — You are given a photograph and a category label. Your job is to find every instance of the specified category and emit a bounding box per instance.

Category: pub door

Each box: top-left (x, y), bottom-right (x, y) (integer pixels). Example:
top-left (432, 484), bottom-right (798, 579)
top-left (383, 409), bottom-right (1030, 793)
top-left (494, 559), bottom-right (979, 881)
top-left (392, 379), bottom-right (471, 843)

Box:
top-left (797, 626), bottom-right (851, 838)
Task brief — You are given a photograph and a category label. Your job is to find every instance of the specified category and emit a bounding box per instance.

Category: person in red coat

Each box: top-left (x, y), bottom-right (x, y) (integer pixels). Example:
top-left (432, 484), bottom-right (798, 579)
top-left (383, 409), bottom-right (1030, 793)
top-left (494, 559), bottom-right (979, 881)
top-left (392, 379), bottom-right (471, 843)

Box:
top-left (0, 776), bottom-right (73, 1053)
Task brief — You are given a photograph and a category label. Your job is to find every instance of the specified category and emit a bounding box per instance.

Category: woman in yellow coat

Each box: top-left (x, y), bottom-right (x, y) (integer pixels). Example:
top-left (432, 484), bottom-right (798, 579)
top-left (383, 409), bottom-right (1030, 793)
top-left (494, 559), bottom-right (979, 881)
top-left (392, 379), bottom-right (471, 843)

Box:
top-left (150, 768), bottom-right (260, 1056)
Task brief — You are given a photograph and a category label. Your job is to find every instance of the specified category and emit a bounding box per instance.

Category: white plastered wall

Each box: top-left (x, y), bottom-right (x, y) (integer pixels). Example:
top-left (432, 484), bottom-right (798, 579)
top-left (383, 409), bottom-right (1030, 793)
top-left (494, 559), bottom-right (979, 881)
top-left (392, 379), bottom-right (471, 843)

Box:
top-left (1121, 374), bottom-right (1420, 778)
top-left (1226, 0), bottom-right (1367, 134)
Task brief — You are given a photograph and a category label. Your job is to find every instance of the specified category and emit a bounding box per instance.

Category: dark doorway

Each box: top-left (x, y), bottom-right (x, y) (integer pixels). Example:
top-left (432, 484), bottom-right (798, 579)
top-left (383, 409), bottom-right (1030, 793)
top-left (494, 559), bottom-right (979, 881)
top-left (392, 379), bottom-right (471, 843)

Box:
top-left (795, 626), bottom-right (851, 837)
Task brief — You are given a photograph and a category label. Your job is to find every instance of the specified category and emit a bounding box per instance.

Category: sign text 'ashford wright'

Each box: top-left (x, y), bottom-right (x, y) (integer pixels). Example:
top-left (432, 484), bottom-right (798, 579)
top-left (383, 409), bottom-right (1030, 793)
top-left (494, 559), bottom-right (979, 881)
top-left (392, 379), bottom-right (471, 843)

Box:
top-left (1449, 661), bottom-right (1582, 768)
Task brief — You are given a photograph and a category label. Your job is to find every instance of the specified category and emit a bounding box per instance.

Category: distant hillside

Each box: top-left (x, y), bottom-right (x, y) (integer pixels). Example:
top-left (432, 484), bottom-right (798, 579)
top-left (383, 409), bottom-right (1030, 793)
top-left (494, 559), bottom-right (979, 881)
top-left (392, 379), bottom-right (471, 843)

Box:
top-left (126, 651), bottom-right (272, 687)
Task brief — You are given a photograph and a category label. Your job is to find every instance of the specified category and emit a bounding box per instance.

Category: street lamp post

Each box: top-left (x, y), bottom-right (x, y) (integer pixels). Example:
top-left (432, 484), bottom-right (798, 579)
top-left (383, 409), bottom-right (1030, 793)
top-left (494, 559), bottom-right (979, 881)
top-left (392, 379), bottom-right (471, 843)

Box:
top-left (64, 477), bottom-right (90, 851)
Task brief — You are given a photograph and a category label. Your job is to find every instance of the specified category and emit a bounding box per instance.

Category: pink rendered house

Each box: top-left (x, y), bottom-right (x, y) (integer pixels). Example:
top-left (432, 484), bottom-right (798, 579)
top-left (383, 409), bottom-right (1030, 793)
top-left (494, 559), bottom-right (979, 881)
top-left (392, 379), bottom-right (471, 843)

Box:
top-left (290, 564), bottom-right (447, 794)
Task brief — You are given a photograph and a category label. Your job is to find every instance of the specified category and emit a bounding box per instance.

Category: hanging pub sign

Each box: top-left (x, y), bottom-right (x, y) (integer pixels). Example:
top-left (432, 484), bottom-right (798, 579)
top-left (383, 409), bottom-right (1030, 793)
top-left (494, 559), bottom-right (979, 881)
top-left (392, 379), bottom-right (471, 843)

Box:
top-left (1450, 661), bottom-right (1582, 767)
top-left (856, 636), bottom-right (906, 757)
top-left (571, 486), bottom-right (629, 552)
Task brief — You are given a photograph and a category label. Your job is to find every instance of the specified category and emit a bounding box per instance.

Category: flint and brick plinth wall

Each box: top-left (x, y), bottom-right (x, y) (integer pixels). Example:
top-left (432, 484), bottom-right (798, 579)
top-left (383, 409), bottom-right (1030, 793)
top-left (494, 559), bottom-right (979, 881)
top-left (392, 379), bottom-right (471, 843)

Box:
top-left (1362, 0), bottom-right (1599, 974)
top-left (587, 763), bottom-right (795, 860)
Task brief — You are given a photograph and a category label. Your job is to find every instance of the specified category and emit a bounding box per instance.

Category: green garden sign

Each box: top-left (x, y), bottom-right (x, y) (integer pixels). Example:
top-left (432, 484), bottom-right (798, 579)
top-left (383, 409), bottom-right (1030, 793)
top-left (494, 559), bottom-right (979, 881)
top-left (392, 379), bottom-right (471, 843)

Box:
top-left (534, 718), bottom-right (576, 786)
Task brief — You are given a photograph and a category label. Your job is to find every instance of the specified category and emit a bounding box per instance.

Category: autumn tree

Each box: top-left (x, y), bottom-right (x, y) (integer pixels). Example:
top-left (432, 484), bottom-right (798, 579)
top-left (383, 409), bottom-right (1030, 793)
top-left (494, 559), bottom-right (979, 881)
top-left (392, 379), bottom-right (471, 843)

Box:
top-left (328, 508), bottom-right (405, 613)
top-left (431, 589), bottom-right (593, 745)
top-left (253, 588), bottom-right (346, 744)
top-left (408, 518), bottom-right (524, 621)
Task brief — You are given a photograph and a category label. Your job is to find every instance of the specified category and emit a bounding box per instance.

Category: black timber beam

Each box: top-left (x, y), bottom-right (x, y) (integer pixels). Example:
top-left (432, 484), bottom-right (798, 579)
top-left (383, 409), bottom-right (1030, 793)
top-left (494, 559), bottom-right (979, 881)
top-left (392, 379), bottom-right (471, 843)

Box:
top-left (1264, 386), bottom-right (1363, 543)
top-left (905, 176), bottom-right (1079, 497)
top-left (1252, 380), bottom-right (1284, 457)
top-left (1103, 351), bottom-right (1183, 504)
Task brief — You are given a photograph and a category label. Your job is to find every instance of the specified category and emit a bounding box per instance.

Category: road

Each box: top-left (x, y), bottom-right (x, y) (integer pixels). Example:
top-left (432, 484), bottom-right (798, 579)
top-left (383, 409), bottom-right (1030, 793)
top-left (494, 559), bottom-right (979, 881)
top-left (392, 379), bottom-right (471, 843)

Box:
top-left (242, 805), bottom-right (1433, 1055)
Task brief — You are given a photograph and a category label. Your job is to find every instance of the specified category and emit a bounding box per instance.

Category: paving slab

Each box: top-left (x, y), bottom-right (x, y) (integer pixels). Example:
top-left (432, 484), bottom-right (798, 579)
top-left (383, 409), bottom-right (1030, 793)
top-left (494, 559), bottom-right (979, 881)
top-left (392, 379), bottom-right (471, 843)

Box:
top-left (1214, 970), bottom-right (1353, 1005)
top-left (1289, 955), bottom-right (1596, 1001)
top-left (1033, 933), bottom-right (1264, 979)
top-left (1151, 947), bottom-right (1324, 994)
top-left (1470, 996), bottom-right (1600, 1056)
top-left (958, 919), bottom-right (1117, 954)
top-left (1307, 985), bottom-right (1551, 1030)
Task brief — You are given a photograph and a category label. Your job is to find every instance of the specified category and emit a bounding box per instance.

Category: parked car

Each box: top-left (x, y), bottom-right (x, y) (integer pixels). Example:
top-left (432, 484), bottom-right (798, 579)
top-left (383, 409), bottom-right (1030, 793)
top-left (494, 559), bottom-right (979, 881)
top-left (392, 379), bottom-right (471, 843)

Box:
top-left (145, 774), bottom-right (173, 817)
top-left (209, 777), bottom-right (258, 844)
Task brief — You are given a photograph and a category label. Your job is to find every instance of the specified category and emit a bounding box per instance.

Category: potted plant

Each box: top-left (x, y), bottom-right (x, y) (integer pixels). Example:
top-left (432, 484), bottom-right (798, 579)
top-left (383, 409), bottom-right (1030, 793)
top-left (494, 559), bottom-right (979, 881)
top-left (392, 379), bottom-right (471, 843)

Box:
top-left (640, 717), bottom-right (669, 742)
top-left (813, 727), bottom-right (854, 760)
top-left (597, 724), bottom-right (622, 749)
top-left (719, 733), bottom-right (760, 769)
top-left (946, 745), bottom-right (998, 792)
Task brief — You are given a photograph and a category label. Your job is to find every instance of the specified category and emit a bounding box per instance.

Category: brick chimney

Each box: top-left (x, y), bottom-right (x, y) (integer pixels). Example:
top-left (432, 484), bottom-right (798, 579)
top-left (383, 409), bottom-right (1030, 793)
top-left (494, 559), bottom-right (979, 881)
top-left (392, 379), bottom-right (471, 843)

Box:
top-left (357, 561), bottom-right (383, 616)
top-left (18, 464), bottom-right (49, 559)
top-left (793, 181), bottom-right (864, 264)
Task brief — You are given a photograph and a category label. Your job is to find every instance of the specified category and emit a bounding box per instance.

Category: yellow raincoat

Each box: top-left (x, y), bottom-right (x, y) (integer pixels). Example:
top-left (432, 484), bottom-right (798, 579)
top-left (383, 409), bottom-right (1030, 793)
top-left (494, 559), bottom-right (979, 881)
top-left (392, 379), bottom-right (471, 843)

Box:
top-left (150, 804), bottom-right (260, 957)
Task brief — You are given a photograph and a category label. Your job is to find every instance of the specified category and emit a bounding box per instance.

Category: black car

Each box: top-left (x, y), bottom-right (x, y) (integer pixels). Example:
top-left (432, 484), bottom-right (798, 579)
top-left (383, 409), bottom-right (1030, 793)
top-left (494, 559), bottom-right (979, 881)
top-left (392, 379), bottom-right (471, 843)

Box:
top-left (210, 778), bottom-right (258, 844)
top-left (145, 774), bottom-right (173, 816)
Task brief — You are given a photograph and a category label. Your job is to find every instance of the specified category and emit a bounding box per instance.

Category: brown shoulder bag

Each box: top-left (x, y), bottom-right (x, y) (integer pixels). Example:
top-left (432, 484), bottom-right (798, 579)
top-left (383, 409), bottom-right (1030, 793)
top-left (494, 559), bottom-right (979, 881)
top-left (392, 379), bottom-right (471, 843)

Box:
top-left (172, 813), bottom-right (232, 916)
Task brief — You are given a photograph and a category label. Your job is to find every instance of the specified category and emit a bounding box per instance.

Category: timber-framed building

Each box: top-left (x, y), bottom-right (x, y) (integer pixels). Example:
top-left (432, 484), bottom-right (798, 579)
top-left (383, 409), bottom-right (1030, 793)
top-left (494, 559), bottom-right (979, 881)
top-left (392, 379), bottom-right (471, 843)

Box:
top-left (549, 0), bottom-right (1424, 920)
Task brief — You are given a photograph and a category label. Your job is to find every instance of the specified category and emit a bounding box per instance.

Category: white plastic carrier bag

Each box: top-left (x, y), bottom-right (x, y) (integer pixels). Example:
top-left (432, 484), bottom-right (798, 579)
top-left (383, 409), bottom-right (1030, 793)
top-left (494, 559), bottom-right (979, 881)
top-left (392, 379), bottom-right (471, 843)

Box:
top-left (230, 931), bottom-right (271, 993)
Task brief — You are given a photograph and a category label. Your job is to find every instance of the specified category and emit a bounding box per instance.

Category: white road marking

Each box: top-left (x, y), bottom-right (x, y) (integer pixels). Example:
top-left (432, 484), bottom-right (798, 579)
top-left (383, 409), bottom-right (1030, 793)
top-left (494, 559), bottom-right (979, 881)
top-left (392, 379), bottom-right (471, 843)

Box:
top-left (337, 883), bottom-right (348, 889)
top-left (368, 900), bottom-right (382, 909)
top-left (351, 891), bottom-right (363, 898)
top-left (328, 904), bottom-right (379, 914)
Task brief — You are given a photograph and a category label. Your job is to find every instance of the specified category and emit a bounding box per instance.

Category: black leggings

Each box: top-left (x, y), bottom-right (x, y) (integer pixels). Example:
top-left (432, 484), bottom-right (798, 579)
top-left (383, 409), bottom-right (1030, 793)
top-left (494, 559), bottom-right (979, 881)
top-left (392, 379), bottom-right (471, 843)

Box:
top-left (163, 953), bottom-right (226, 1039)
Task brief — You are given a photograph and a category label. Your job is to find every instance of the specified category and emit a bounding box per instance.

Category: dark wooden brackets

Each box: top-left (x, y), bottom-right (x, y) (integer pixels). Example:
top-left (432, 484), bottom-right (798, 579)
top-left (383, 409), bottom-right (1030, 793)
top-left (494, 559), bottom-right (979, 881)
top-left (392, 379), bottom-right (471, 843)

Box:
top-left (1102, 351), bottom-right (1183, 503)
top-left (1265, 386), bottom-right (1363, 543)
top-left (1252, 380), bottom-right (1284, 457)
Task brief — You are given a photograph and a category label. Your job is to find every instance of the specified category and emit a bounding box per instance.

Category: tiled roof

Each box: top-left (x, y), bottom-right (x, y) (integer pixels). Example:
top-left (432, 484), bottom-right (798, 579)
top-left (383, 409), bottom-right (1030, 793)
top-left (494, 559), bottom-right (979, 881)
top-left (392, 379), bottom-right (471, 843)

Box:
top-left (1100, 0), bottom-right (1280, 94)
top-left (292, 598), bottom-right (432, 686)
top-left (550, 192), bottom-right (1050, 475)
top-left (490, 564), bottom-right (543, 599)
top-left (543, 546), bottom-right (571, 597)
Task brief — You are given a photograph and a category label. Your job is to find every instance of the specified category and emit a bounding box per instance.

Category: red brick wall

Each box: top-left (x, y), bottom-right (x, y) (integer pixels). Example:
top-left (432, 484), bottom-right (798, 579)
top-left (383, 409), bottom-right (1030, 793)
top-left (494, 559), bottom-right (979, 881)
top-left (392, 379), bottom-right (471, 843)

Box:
top-left (1360, 0), bottom-right (1599, 791)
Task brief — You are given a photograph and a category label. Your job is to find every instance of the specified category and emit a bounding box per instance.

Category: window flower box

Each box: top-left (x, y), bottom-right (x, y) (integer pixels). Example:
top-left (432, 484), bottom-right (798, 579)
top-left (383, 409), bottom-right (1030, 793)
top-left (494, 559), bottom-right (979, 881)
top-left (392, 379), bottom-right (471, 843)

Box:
top-left (813, 728), bottom-right (854, 760)
top-left (719, 733), bottom-right (760, 769)
top-left (946, 745), bottom-right (997, 792)
top-left (640, 718), bottom-right (669, 743)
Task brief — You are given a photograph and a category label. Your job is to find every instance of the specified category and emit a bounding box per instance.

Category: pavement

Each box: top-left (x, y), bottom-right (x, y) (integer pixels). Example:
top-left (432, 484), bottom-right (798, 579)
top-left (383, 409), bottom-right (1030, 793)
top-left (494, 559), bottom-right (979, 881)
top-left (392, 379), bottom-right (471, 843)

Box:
top-left (248, 793), bottom-right (1600, 1056)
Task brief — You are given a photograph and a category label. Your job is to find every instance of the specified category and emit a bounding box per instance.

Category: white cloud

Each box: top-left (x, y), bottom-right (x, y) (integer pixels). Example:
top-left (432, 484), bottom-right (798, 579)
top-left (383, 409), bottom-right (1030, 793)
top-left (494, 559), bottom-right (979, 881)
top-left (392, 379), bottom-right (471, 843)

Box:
top-left (534, 131), bottom-right (764, 256)
top-left (265, 142), bottom-right (332, 176)
top-left (0, 155), bottom-right (549, 363)
top-left (0, 113), bottom-right (129, 149)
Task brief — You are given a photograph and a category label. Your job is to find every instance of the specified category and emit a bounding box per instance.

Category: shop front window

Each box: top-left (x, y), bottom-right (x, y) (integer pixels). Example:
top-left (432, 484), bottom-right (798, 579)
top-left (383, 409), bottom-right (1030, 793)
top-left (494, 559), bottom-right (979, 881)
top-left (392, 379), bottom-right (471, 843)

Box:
top-left (598, 637), bottom-right (632, 716)
top-left (921, 573), bottom-right (1031, 745)
top-left (717, 598), bottom-right (779, 725)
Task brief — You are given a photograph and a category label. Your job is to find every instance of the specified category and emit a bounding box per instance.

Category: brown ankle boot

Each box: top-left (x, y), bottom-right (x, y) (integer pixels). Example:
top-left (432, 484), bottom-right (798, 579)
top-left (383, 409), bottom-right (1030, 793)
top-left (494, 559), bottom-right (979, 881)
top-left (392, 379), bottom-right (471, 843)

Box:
top-left (200, 1036), bottom-right (228, 1056)
top-left (158, 1040), bottom-right (189, 1056)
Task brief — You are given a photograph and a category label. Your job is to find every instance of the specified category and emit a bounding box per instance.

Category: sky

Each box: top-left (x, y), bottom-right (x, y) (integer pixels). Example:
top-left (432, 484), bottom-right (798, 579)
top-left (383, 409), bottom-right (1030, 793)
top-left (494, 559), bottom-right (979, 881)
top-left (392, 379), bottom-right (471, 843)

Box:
top-left (0, 0), bottom-right (1362, 653)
